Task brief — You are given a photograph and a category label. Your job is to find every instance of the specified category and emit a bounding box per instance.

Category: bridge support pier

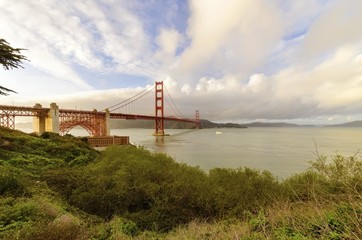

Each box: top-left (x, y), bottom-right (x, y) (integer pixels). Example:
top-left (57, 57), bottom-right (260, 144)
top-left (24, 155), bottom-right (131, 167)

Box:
top-left (33, 103), bottom-right (60, 135)
top-left (33, 103), bottom-right (46, 135)
top-left (46, 103), bottom-right (59, 133)
top-left (105, 109), bottom-right (110, 136)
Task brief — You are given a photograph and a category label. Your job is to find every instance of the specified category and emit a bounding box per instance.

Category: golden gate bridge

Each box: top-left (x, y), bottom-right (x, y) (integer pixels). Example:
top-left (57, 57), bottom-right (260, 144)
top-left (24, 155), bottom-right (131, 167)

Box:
top-left (0, 81), bottom-right (200, 136)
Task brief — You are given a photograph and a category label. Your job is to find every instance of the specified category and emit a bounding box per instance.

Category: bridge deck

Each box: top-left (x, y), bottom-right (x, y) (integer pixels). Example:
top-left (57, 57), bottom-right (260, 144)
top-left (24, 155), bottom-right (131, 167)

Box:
top-left (109, 112), bottom-right (198, 124)
top-left (0, 104), bottom-right (199, 136)
top-left (0, 104), bottom-right (49, 116)
top-left (0, 105), bottom-right (198, 123)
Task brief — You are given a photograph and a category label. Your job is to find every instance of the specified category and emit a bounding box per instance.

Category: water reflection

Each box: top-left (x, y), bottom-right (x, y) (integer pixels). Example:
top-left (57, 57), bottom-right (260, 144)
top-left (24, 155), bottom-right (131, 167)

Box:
top-left (155, 136), bottom-right (165, 145)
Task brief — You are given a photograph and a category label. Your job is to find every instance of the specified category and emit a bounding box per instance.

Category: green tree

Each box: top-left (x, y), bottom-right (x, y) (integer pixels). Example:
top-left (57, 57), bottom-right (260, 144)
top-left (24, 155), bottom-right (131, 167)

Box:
top-left (0, 38), bottom-right (28, 95)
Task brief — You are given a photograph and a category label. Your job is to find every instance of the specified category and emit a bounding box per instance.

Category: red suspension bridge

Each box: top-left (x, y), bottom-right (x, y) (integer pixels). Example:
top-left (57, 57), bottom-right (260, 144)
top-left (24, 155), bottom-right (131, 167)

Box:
top-left (0, 81), bottom-right (200, 136)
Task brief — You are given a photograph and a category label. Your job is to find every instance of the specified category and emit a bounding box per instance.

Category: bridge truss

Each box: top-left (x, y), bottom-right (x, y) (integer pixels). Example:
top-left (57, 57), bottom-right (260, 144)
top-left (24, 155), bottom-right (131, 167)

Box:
top-left (59, 109), bottom-right (107, 136)
top-left (0, 105), bottom-right (48, 129)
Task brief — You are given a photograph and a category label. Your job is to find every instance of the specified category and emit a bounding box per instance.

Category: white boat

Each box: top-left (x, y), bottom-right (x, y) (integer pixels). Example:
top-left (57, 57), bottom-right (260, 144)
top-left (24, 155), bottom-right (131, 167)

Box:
top-left (215, 131), bottom-right (222, 135)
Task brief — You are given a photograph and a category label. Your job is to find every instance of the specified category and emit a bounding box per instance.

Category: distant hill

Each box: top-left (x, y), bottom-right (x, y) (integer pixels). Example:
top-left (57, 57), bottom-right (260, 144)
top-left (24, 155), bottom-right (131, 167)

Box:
top-left (327, 120), bottom-right (362, 127)
top-left (243, 122), bottom-right (302, 127)
top-left (200, 120), bottom-right (307, 128)
top-left (200, 119), bottom-right (247, 128)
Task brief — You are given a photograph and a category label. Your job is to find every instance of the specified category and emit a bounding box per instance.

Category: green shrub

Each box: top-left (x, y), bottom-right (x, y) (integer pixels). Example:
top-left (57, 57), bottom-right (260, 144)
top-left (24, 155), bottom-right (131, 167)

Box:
top-left (1, 128), bottom-right (98, 171)
top-left (47, 146), bottom-right (212, 231)
top-left (109, 216), bottom-right (139, 237)
top-left (283, 171), bottom-right (329, 201)
top-left (310, 154), bottom-right (362, 195)
top-left (13, 219), bottom-right (83, 240)
top-left (7, 154), bottom-right (65, 174)
top-left (45, 146), bottom-right (283, 231)
top-left (0, 197), bottom-right (39, 232)
top-left (284, 154), bottom-right (362, 202)
top-left (40, 131), bottom-right (58, 139)
top-left (209, 167), bottom-right (282, 217)
top-left (0, 174), bottom-right (27, 197)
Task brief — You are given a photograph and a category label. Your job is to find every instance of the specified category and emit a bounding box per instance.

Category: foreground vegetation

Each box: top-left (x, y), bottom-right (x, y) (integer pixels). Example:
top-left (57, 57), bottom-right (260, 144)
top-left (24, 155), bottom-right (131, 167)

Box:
top-left (0, 127), bottom-right (361, 239)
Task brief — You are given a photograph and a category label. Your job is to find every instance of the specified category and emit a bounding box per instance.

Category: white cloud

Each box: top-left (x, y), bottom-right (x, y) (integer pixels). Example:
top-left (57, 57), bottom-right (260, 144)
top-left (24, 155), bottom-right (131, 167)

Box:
top-left (243, 74), bottom-right (269, 94)
top-left (177, 0), bottom-right (283, 80)
top-left (1, 0), bottom-right (362, 124)
top-left (181, 84), bottom-right (191, 95)
top-left (156, 29), bottom-right (182, 56)
top-left (72, 0), bottom-right (152, 74)
top-left (0, 1), bottom-right (100, 89)
top-left (298, 0), bottom-right (362, 62)
top-left (0, 0), bottom-right (154, 91)
top-left (154, 28), bottom-right (183, 74)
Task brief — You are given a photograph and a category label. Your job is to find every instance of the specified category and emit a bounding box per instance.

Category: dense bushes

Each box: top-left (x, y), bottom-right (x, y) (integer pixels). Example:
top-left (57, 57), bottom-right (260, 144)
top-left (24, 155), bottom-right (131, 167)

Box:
top-left (46, 146), bottom-right (213, 230)
top-left (284, 153), bottom-right (362, 201)
top-left (0, 129), bottom-right (98, 172)
top-left (209, 168), bottom-right (281, 217)
top-left (310, 153), bottom-right (362, 195)
top-left (0, 174), bottom-right (27, 197)
top-left (43, 146), bottom-right (284, 231)
top-left (0, 197), bottom-right (42, 233)
top-left (0, 196), bottom-right (88, 240)
top-left (41, 145), bottom-right (362, 237)
top-left (0, 128), bottom-right (100, 239)
top-left (1, 127), bottom-right (362, 238)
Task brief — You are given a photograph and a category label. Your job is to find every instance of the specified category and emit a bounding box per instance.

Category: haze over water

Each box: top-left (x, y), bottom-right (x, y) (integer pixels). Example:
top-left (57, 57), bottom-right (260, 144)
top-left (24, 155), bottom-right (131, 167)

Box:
top-left (106, 127), bottom-right (362, 179)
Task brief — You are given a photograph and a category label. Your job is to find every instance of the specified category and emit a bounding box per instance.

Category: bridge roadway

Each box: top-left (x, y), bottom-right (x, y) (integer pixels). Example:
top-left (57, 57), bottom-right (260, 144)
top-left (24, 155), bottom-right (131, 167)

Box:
top-left (51, 107), bottom-right (197, 124)
top-left (0, 104), bottom-right (198, 123)
top-left (0, 104), bottom-right (199, 136)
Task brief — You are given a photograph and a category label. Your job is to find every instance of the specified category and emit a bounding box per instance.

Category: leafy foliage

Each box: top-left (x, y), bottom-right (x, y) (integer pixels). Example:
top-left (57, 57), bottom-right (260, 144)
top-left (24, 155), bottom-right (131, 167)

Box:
top-left (0, 38), bottom-right (28, 95)
top-left (0, 39), bottom-right (28, 70)
top-left (48, 146), bottom-right (212, 231)
top-left (42, 146), bottom-right (283, 231)
top-left (1, 127), bottom-right (362, 238)
top-left (209, 167), bottom-right (281, 217)
top-left (0, 174), bottom-right (27, 197)
top-left (0, 128), bottom-right (98, 173)
top-left (310, 153), bottom-right (362, 195)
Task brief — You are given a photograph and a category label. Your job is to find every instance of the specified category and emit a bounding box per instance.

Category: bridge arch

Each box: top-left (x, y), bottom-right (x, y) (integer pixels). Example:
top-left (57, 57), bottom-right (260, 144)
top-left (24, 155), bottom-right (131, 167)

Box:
top-left (59, 110), bottom-right (107, 136)
top-left (60, 121), bottom-right (99, 136)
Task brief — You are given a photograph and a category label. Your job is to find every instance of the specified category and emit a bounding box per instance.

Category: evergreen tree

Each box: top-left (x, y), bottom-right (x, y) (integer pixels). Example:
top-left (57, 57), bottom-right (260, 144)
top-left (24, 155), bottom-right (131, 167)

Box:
top-left (0, 38), bottom-right (28, 95)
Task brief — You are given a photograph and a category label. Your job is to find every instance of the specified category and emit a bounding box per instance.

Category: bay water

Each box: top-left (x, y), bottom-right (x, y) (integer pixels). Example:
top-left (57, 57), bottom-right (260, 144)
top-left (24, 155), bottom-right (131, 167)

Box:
top-left (21, 126), bottom-right (362, 179)
top-left (105, 127), bottom-right (362, 179)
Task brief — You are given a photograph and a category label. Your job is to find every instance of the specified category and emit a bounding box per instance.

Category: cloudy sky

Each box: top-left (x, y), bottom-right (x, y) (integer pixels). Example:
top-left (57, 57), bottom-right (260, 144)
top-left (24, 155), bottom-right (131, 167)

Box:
top-left (0, 0), bottom-right (362, 124)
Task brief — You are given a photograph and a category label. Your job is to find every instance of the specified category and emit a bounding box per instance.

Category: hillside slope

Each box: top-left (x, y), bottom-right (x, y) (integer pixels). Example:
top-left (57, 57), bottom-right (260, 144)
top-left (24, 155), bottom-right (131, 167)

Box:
top-left (0, 127), bottom-right (361, 239)
top-left (0, 127), bottom-right (101, 239)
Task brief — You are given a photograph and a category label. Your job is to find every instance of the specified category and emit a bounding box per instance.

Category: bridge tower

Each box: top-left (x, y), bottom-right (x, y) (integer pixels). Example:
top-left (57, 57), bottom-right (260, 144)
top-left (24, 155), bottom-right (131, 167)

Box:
top-left (195, 110), bottom-right (200, 129)
top-left (154, 81), bottom-right (165, 136)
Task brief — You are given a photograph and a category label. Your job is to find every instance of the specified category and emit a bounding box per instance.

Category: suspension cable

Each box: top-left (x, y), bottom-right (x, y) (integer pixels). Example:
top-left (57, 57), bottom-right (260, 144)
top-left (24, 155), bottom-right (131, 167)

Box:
top-left (109, 85), bottom-right (155, 112)
top-left (105, 84), bottom-right (154, 112)
top-left (164, 85), bottom-right (185, 118)
top-left (165, 97), bottom-right (182, 118)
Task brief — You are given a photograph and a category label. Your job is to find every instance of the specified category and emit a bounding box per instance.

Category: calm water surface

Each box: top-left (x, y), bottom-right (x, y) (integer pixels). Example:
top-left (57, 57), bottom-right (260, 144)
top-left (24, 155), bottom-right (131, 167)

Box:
top-left (103, 127), bottom-right (362, 179)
